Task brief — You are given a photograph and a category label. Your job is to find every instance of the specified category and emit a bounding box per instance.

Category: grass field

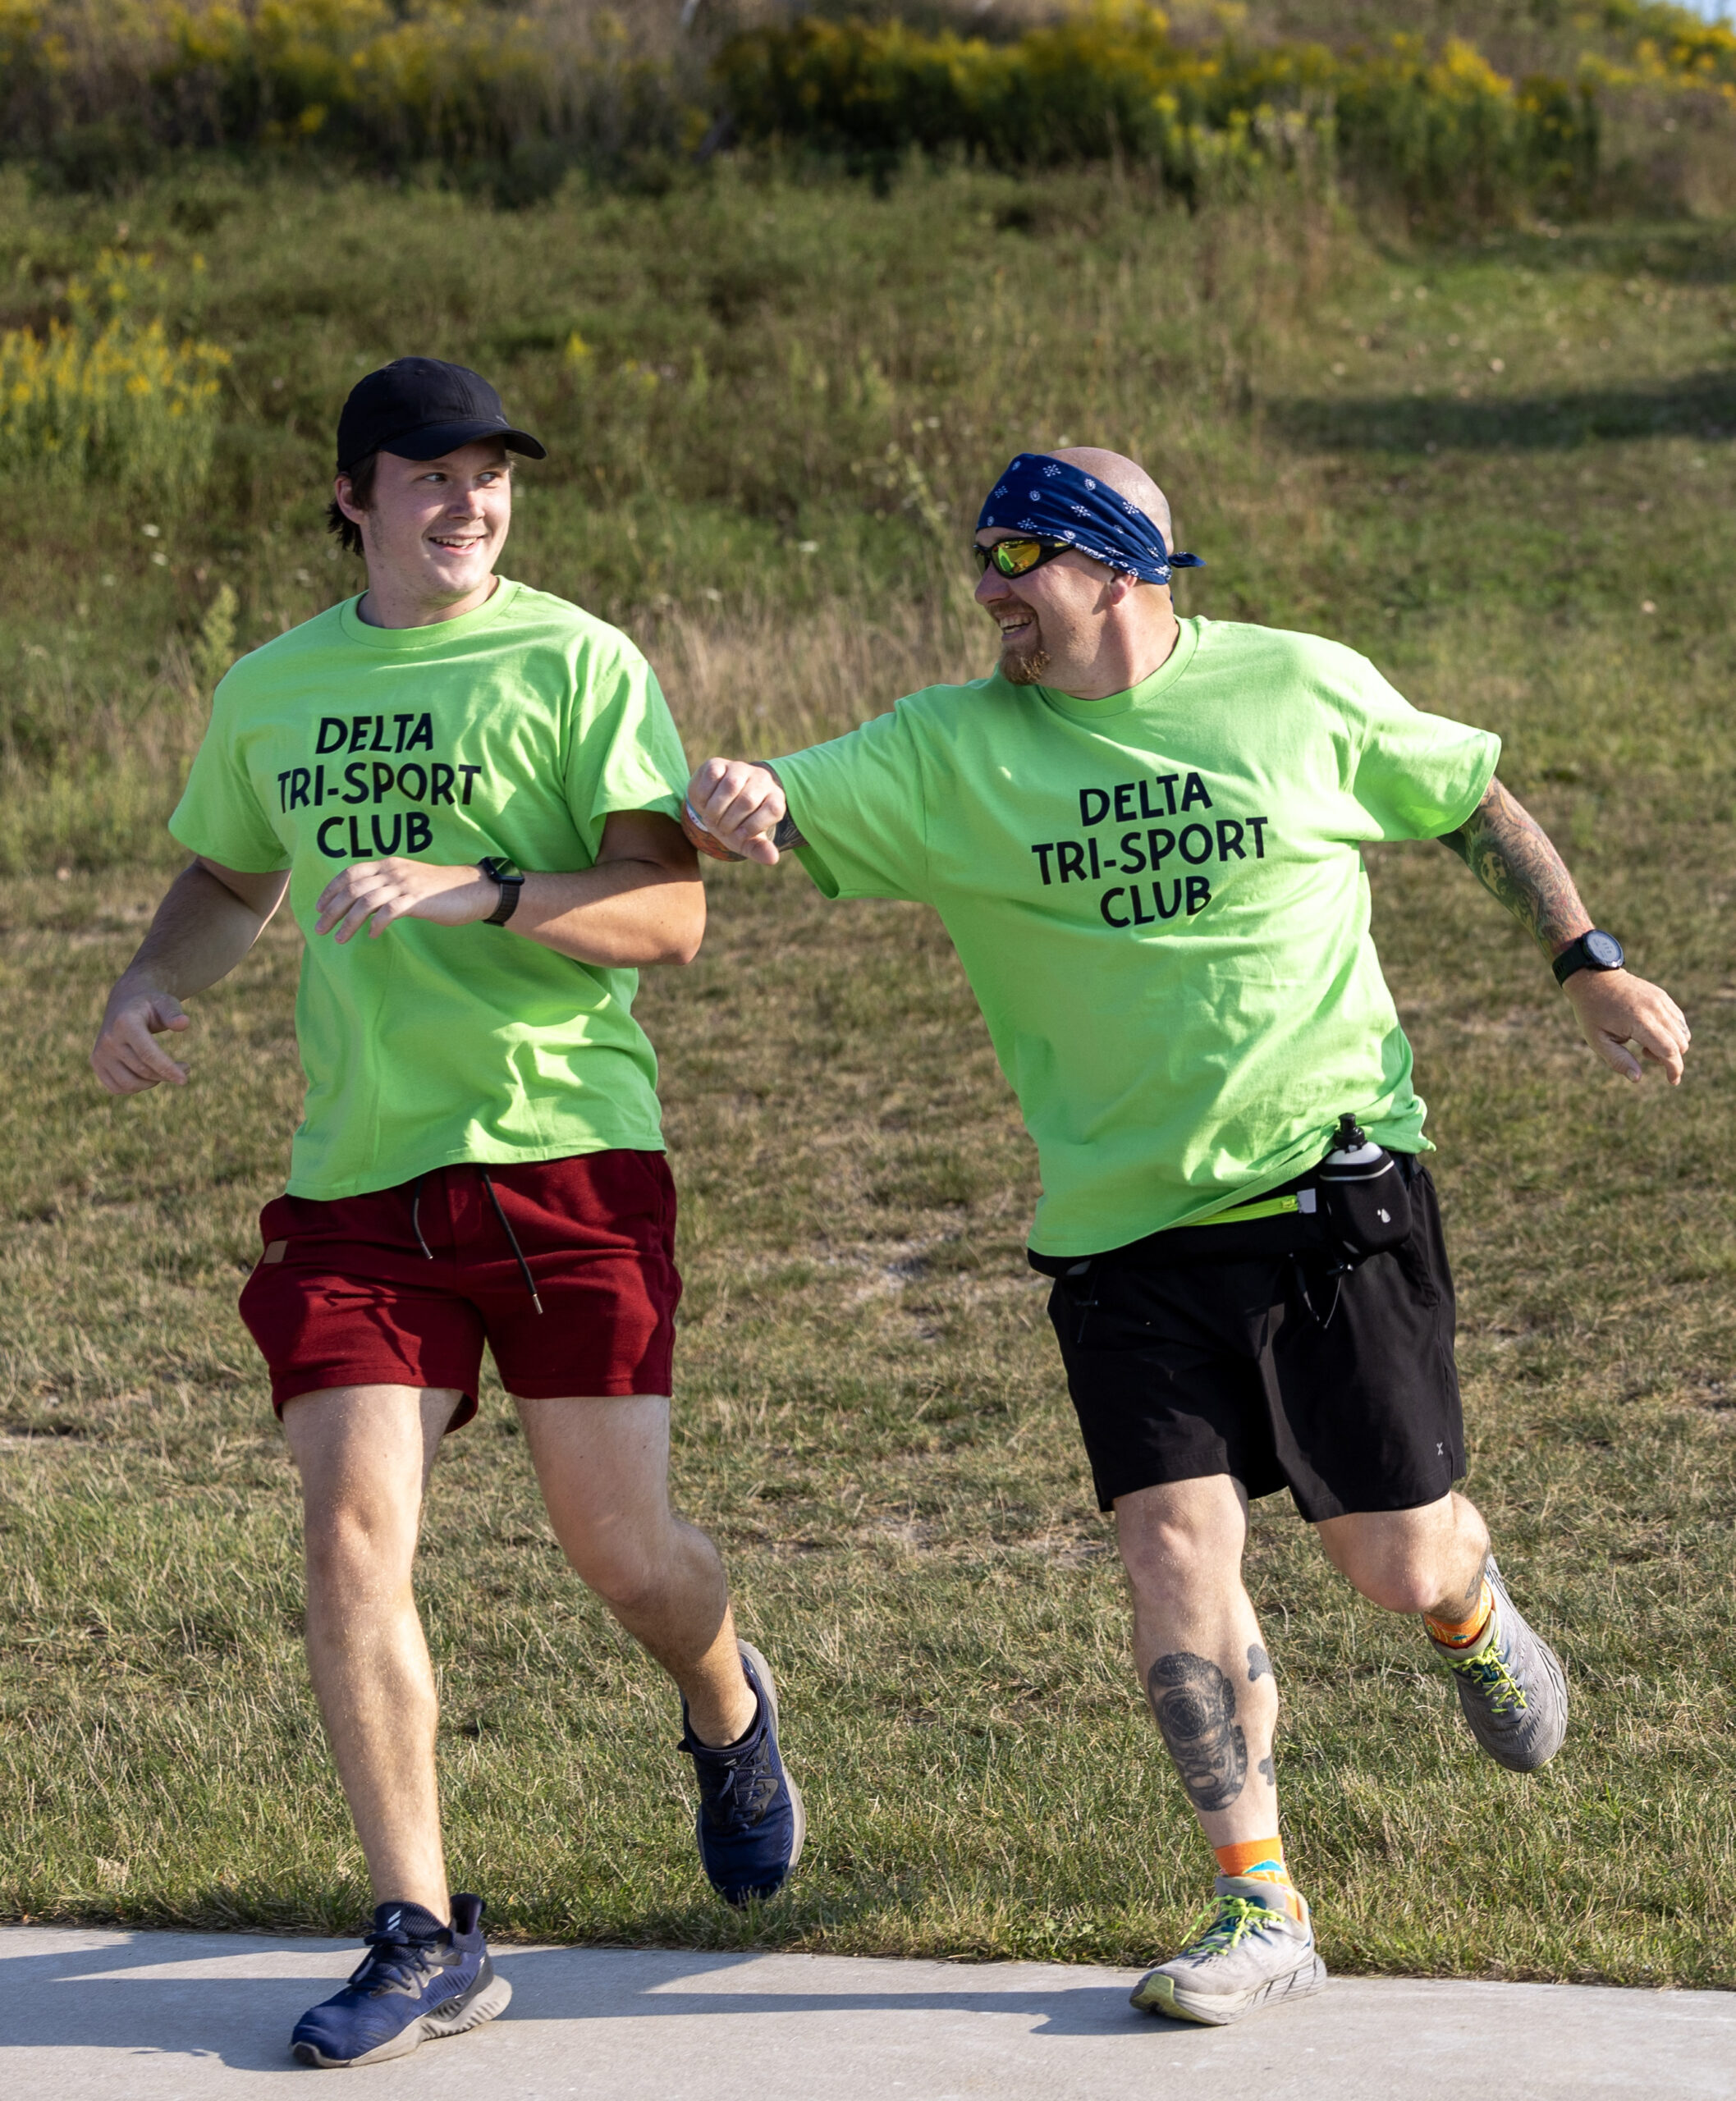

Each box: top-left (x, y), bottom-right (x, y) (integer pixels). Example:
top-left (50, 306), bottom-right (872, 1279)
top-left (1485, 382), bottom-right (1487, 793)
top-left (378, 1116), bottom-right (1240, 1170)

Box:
top-left (3, 159), bottom-right (1736, 1984)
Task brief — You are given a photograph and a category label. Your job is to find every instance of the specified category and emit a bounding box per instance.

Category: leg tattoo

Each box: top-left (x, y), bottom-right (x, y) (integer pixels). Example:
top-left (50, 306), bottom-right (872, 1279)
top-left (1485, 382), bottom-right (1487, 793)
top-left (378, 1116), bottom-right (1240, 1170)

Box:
top-left (1247, 1643), bottom-right (1272, 1682)
top-left (1257, 1755), bottom-right (1276, 1787)
top-left (1147, 1652), bottom-right (1248, 1813)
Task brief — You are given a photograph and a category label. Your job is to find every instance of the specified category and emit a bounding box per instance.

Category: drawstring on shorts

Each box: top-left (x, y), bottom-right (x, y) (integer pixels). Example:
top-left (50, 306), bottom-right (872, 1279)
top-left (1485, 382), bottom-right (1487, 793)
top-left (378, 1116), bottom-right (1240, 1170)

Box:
top-left (479, 1167), bottom-right (545, 1316)
top-left (405, 1168), bottom-right (544, 1314)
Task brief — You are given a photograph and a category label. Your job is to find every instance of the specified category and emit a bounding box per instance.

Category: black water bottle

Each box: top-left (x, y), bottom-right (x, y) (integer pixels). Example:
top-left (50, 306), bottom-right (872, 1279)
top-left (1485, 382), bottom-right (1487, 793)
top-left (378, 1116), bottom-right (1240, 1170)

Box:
top-left (1316, 1113), bottom-right (1412, 1260)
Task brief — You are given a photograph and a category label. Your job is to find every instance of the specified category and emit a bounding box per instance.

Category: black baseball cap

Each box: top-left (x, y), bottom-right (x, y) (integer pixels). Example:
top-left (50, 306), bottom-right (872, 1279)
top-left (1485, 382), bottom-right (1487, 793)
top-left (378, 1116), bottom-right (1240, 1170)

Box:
top-left (336, 356), bottom-right (547, 474)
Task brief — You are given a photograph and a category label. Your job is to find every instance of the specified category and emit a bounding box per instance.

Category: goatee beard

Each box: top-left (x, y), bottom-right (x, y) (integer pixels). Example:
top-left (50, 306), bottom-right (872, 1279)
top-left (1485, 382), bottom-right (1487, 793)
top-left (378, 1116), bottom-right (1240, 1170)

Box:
top-left (1001, 643), bottom-right (1051, 686)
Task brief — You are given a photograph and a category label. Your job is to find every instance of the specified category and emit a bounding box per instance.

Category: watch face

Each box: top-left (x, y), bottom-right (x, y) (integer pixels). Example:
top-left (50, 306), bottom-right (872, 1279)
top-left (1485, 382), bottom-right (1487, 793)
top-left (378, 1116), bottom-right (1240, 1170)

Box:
top-left (1585, 931), bottom-right (1624, 968)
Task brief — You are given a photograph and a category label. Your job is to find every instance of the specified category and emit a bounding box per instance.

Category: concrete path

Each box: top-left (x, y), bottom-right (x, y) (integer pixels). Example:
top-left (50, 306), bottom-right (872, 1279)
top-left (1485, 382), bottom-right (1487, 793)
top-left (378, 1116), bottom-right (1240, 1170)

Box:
top-left (3, 1925), bottom-right (1734, 2098)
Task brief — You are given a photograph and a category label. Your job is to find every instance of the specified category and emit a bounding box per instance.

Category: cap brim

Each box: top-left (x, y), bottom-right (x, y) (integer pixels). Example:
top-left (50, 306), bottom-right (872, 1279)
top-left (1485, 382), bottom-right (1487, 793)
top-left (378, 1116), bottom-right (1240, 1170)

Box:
top-left (377, 419), bottom-right (547, 463)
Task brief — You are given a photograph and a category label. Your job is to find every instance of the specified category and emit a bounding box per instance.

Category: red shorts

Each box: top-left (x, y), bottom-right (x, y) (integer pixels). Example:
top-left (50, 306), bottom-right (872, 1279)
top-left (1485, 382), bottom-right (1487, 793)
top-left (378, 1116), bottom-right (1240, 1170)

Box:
top-left (239, 1151), bottom-right (681, 1426)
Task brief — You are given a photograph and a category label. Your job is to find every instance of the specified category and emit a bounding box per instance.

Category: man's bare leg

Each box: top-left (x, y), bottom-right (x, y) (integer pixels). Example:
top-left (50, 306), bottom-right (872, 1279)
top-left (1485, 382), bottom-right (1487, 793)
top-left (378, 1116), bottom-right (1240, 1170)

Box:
top-left (1317, 1489), bottom-right (1568, 1772)
top-left (1115, 1476), bottom-right (1280, 1849)
top-left (1117, 1474), bottom-right (1324, 2025)
top-left (282, 1384), bottom-right (460, 1919)
top-left (514, 1394), bottom-right (756, 1747)
top-left (1314, 1490), bottom-right (1488, 1620)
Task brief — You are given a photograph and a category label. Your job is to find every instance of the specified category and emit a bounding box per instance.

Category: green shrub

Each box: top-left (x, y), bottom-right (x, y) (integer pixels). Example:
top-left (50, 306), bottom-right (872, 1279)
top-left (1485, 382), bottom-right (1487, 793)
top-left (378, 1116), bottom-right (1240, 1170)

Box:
top-left (0, 1), bottom-right (1729, 213)
top-left (715, 9), bottom-right (1602, 219)
top-left (0, 249), bottom-right (229, 496)
top-left (0, 0), bottom-right (699, 183)
top-left (1327, 38), bottom-right (1600, 217)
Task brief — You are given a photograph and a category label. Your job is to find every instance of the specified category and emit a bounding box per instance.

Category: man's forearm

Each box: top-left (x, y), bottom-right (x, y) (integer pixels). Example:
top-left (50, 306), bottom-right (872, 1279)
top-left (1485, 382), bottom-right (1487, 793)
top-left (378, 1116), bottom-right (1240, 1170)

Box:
top-left (117, 861), bottom-right (282, 1000)
top-left (510, 860), bottom-right (705, 967)
top-left (1437, 777), bottom-right (1592, 962)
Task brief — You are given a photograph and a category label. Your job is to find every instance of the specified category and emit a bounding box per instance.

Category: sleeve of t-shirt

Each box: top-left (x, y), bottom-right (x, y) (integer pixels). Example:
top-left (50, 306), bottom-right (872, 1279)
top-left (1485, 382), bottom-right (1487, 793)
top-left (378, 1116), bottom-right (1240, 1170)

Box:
top-left (1341, 653), bottom-right (1500, 841)
top-left (167, 671), bottom-right (291, 873)
top-left (564, 638), bottom-right (691, 860)
top-left (772, 703), bottom-right (929, 904)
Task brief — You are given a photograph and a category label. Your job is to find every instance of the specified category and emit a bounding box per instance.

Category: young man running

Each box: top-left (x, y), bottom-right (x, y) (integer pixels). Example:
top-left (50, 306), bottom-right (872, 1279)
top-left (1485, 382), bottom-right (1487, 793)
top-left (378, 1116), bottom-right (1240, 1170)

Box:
top-left (91, 358), bottom-right (801, 2069)
top-left (684, 446), bottom-right (1688, 2027)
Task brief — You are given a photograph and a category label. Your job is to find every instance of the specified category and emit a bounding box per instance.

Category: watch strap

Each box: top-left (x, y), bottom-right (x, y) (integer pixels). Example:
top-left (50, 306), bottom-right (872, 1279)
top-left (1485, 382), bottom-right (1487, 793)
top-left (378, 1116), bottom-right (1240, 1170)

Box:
top-left (478, 857), bottom-right (524, 927)
top-left (1551, 929), bottom-right (1623, 986)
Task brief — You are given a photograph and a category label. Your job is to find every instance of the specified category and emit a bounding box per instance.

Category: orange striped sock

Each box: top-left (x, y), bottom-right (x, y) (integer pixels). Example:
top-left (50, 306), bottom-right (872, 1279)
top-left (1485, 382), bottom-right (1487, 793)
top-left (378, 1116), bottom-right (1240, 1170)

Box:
top-left (1425, 1575), bottom-right (1495, 1650)
top-left (1213, 1837), bottom-right (1303, 1919)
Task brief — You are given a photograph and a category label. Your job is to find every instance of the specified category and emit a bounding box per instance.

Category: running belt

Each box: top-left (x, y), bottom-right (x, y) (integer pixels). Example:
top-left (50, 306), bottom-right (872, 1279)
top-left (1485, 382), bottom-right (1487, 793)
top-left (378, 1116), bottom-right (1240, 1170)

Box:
top-left (1195, 1188), bottom-right (1318, 1227)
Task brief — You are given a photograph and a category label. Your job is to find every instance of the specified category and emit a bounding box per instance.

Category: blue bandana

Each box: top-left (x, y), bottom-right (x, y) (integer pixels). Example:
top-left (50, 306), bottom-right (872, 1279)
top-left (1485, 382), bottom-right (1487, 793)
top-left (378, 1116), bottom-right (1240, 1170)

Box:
top-left (976, 454), bottom-right (1204, 585)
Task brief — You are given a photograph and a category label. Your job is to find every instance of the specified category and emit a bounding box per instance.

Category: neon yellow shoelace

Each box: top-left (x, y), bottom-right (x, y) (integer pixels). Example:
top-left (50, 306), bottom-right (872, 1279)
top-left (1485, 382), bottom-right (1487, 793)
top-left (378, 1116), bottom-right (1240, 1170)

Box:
top-left (1182, 1895), bottom-right (1289, 1958)
top-left (1445, 1639), bottom-right (1528, 1714)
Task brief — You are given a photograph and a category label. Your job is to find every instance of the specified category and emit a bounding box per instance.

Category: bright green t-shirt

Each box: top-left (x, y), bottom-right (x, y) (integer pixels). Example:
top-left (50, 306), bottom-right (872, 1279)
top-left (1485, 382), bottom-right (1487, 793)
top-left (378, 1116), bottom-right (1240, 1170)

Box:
top-left (774, 616), bottom-right (1500, 1258)
top-left (170, 579), bottom-right (689, 1201)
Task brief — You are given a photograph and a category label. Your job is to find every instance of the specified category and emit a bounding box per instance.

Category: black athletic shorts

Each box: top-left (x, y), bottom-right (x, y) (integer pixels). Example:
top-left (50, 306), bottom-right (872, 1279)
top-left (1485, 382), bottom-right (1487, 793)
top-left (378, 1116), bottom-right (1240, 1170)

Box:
top-left (1043, 1156), bottom-right (1463, 1522)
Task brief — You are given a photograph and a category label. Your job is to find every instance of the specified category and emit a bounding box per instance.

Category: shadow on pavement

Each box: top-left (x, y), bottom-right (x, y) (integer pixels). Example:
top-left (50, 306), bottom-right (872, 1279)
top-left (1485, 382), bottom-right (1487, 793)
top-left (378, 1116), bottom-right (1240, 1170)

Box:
top-left (0, 1934), bottom-right (350, 2073)
top-left (0, 1934), bottom-right (1184, 2071)
top-left (500, 1948), bottom-right (1152, 2039)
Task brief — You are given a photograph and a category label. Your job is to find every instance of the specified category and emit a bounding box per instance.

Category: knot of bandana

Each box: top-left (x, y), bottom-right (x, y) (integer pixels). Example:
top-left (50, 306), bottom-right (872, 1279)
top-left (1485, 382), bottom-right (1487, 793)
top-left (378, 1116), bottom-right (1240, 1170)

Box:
top-left (976, 454), bottom-right (1204, 585)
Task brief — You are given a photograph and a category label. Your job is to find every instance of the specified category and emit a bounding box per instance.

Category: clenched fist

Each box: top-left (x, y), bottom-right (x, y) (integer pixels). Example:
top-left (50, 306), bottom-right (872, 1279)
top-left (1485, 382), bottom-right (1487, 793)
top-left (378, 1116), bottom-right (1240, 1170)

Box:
top-left (684, 759), bottom-right (791, 866)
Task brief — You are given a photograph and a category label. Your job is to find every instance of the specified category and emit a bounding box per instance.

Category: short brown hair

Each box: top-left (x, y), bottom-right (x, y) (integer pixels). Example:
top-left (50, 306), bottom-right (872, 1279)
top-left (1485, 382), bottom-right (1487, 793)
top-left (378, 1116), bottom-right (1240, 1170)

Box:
top-left (326, 451), bottom-right (378, 558)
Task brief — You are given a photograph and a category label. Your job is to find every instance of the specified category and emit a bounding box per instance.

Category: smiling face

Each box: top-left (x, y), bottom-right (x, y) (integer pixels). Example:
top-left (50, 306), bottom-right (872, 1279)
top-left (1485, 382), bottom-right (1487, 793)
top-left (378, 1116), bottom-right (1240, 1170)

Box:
top-left (972, 446), bottom-right (1184, 698)
top-left (336, 440), bottom-right (512, 625)
top-left (973, 532), bottom-right (1115, 688)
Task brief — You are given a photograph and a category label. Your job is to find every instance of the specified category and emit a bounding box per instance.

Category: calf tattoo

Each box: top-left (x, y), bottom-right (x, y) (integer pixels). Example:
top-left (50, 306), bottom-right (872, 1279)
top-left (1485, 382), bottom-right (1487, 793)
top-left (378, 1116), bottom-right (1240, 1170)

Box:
top-left (1247, 1643), bottom-right (1272, 1682)
top-left (1146, 1652), bottom-right (1248, 1812)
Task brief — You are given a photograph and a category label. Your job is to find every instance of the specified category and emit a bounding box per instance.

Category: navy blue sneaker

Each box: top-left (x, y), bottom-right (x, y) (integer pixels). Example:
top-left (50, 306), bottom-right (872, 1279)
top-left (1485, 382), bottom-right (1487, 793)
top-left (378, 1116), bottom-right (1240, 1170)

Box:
top-left (679, 1639), bottom-right (804, 1906)
top-left (290, 1893), bottom-right (511, 2068)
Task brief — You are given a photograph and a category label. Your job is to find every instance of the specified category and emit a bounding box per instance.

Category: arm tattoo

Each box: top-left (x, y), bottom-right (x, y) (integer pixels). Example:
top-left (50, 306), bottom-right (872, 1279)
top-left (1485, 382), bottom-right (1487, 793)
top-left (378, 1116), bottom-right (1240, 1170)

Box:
top-left (1247, 1643), bottom-right (1271, 1682)
top-left (1146, 1653), bottom-right (1248, 1812)
top-left (1437, 776), bottom-right (1591, 960)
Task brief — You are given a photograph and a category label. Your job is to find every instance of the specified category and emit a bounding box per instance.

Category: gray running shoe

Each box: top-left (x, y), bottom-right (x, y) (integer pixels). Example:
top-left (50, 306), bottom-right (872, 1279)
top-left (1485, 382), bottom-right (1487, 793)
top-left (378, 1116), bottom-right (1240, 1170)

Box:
top-left (1129, 1876), bottom-right (1327, 2027)
top-left (1430, 1554), bottom-right (1568, 1773)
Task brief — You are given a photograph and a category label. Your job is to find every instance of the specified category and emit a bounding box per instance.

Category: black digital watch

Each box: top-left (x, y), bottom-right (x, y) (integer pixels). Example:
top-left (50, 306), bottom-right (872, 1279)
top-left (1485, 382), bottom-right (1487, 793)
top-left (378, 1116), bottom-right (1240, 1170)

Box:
top-left (1551, 929), bottom-right (1624, 986)
top-left (477, 857), bottom-right (524, 927)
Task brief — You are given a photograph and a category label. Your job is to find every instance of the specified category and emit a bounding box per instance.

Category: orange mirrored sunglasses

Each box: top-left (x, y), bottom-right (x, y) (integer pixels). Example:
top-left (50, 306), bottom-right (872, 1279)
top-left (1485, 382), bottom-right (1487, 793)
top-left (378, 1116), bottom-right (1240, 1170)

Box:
top-left (972, 537), bottom-right (1071, 579)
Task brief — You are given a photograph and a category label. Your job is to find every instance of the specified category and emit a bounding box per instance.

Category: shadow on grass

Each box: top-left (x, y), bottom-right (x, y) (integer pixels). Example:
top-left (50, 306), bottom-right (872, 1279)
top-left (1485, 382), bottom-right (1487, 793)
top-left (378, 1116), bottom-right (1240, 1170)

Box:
top-left (1267, 368), bottom-right (1736, 455)
top-left (1409, 224), bottom-right (1736, 287)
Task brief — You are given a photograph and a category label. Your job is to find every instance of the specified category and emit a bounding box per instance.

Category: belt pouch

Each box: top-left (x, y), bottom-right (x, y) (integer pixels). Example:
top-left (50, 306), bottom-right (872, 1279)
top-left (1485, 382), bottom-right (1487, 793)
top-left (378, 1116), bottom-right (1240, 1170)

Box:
top-left (1316, 1142), bottom-right (1411, 1259)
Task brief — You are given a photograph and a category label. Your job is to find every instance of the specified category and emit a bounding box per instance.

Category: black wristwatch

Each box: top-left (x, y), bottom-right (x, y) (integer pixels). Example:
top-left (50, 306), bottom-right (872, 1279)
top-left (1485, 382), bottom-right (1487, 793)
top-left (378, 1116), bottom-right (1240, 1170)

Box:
top-left (477, 857), bottom-right (524, 927)
top-left (1551, 928), bottom-right (1624, 986)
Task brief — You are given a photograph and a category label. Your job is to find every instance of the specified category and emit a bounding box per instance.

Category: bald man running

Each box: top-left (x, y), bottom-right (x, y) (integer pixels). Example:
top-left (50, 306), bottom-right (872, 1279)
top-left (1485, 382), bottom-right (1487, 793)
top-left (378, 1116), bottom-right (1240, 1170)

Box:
top-left (684, 447), bottom-right (1688, 2026)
